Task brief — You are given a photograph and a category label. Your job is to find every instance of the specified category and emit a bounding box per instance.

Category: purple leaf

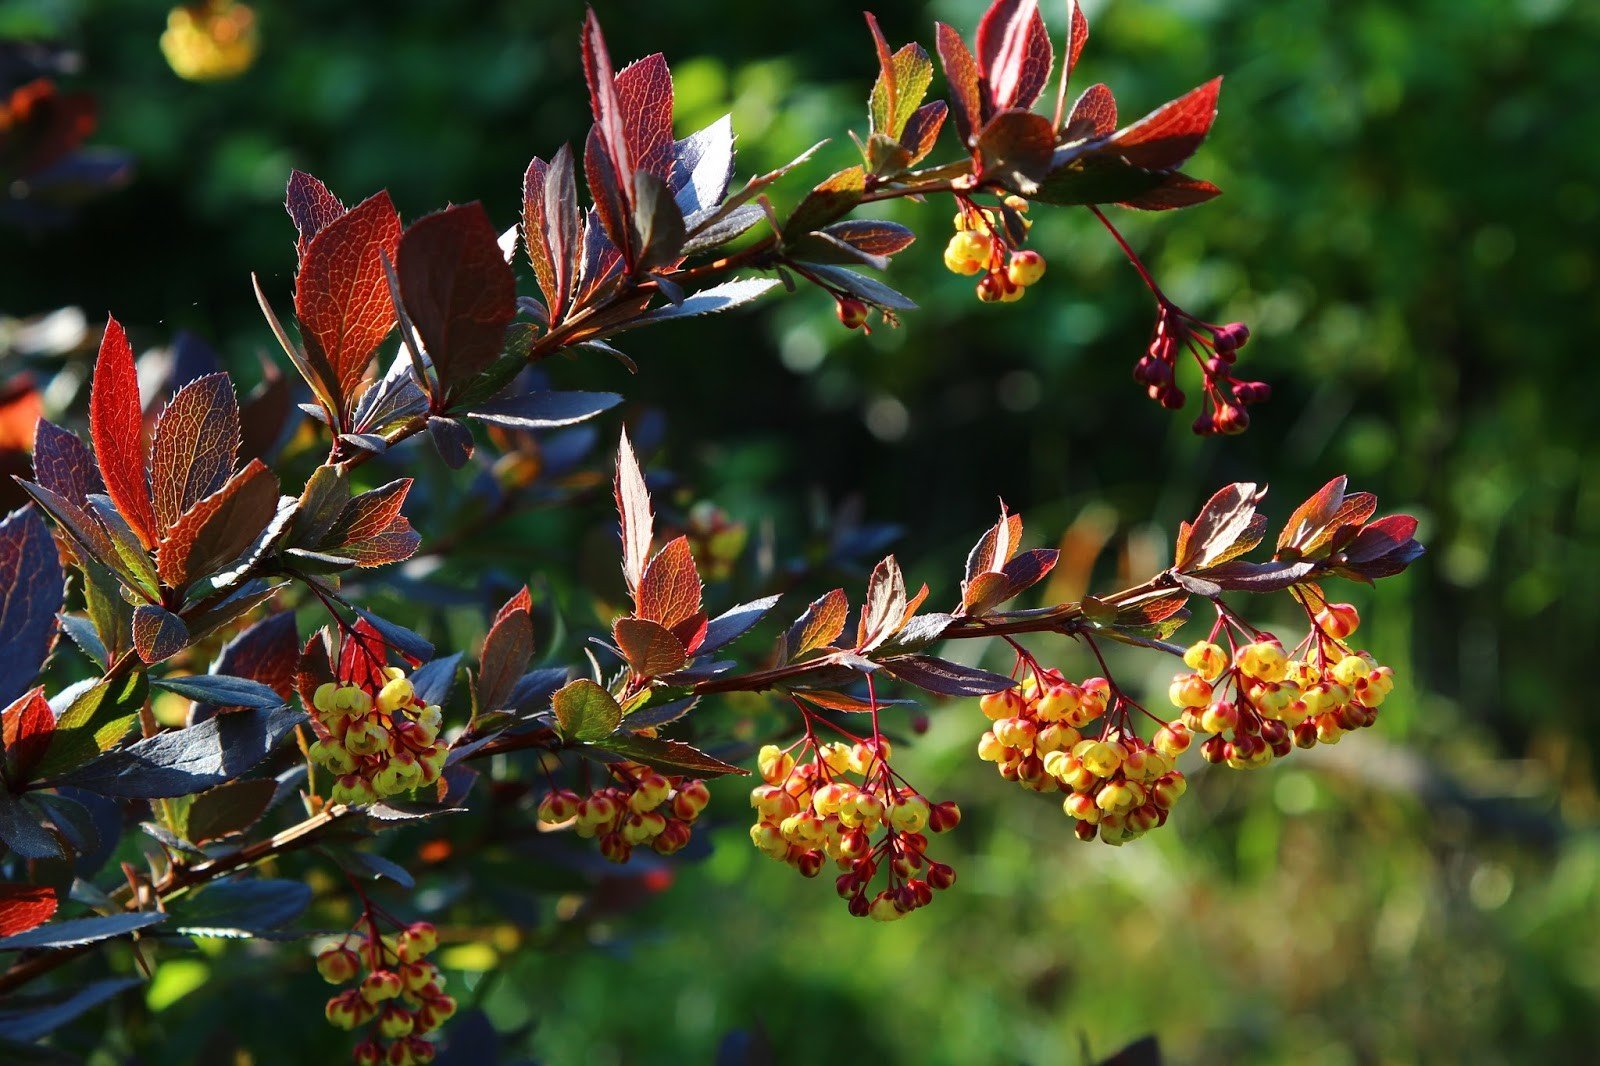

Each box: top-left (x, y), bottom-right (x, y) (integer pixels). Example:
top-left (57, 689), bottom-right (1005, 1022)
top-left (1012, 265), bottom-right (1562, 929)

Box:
top-left (467, 389), bottom-right (621, 430)
top-left (0, 507), bottom-right (63, 705)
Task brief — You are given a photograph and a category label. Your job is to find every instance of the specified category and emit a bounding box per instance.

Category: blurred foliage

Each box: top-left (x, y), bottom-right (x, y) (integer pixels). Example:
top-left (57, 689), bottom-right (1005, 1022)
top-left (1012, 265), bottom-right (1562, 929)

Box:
top-left (3, 0), bottom-right (1598, 1062)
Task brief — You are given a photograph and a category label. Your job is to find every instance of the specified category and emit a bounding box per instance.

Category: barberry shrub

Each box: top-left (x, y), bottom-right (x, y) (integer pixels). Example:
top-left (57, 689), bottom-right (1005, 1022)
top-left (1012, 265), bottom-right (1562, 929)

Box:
top-left (0, 3), bottom-right (1424, 1059)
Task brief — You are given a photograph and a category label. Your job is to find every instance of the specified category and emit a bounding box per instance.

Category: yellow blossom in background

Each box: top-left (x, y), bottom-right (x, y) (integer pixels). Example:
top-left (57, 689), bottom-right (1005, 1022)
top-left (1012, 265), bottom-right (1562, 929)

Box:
top-left (160, 1), bottom-right (259, 82)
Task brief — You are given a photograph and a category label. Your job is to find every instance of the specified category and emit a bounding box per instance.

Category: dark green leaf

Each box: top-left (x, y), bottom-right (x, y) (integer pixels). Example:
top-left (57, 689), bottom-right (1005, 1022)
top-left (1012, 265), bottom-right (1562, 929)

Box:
top-left (0, 911), bottom-right (166, 951)
top-left (0, 790), bottom-right (59, 859)
top-left (0, 976), bottom-right (138, 1042)
top-left (590, 733), bottom-right (745, 777)
top-left (467, 389), bottom-right (621, 430)
top-left (169, 879), bottom-right (312, 938)
top-left (183, 778), bottom-right (278, 844)
top-left (881, 654), bottom-right (1016, 696)
top-left (50, 704), bottom-right (305, 798)
top-left (153, 674), bottom-right (285, 711)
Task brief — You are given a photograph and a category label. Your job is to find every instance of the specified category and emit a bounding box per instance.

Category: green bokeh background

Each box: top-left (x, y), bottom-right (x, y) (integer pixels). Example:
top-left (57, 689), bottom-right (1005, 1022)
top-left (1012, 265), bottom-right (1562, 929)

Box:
top-left (3, 0), bottom-right (1598, 1062)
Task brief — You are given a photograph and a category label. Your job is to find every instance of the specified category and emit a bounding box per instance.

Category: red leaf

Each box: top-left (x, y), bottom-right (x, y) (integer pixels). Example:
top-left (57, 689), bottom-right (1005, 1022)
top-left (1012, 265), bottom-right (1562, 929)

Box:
top-left (584, 126), bottom-right (633, 264)
top-left (331, 479), bottom-right (412, 547)
top-left (1343, 515), bottom-right (1420, 565)
top-left (820, 219), bottom-right (917, 257)
top-left (337, 618), bottom-right (392, 690)
top-left (523, 147), bottom-right (580, 319)
top-left (479, 593), bottom-right (534, 711)
top-left (1277, 476), bottom-right (1348, 555)
top-left (1118, 172), bottom-right (1222, 211)
top-left (614, 430), bottom-right (654, 596)
top-left (296, 629), bottom-right (336, 714)
top-left (975, 0), bottom-right (1044, 114)
top-left (494, 585), bottom-right (533, 627)
top-left (966, 508), bottom-right (1024, 582)
top-left (199, 612), bottom-right (300, 719)
top-left (1001, 547), bottom-right (1058, 597)
top-left (856, 555), bottom-right (908, 651)
top-left (900, 100), bottom-right (948, 164)
top-left (341, 528), bottom-right (421, 569)
top-left (594, 733), bottom-right (745, 778)
top-left (233, 368), bottom-right (288, 471)
top-left (0, 883), bottom-right (58, 938)
top-left (637, 536), bottom-right (702, 629)
top-left (581, 9), bottom-right (634, 256)
top-left (784, 588), bottom-right (849, 659)
top-left (89, 316), bottom-right (156, 548)
top-left (883, 654), bottom-right (1016, 696)
top-left (329, 479), bottom-right (418, 568)
top-left (132, 603), bottom-right (189, 663)
top-left (150, 373), bottom-right (239, 534)
top-left (616, 53), bottom-right (675, 182)
top-left (936, 22), bottom-right (983, 145)
top-left (1014, 9), bottom-right (1055, 110)
top-left (1176, 482), bottom-right (1266, 572)
top-left (1110, 77), bottom-right (1222, 171)
top-left (613, 617), bottom-right (688, 677)
top-left (2, 687), bottom-right (54, 783)
top-left (285, 170), bottom-right (346, 258)
top-left (1064, 83), bottom-right (1117, 140)
top-left (397, 203), bottom-right (518, 401)
top-left (962, 571), bottom-right (1012, 616)
top-left (670, 612), bottom-right (708, 655)
top-left (1066, 0), bottom-right (1089, 74)
top-left (581, 10), bottom-right (632, 183)
top-left (294, 191), bottom-right (402, 406)
top-left (155, 459), bottom-right (279, 589)
top-left (976, 109), bottom-right (1057, 190)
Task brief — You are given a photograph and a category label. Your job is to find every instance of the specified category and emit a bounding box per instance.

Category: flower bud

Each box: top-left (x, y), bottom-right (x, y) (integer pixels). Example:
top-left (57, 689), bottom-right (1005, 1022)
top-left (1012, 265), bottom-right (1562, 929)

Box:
top-left (377, 675), bottom-right (415, 715)
top-left (538, 789), bottom-right (582, 825)
top-left (1007, 250), bottom-right (1046, 288)
top-left (836, 297), bottom-right (870, 329)
top-left (757, 744), bottom-right (794, 784)
top-left (1075, 740), bottom-right (1122, 778)
top-left (401, 921), bottom-right (437, 957)
top-left (671, 779), bottom-right (711, 820)
top-left (929, 800), bottom-right (961, 833)
top-left (316, 945), bottom-right (361, 984)
top-left (598, 831), bottom-right (632, 863)
top-left (888, 794), bottom-right (930, 833)
top-left (378, 1004), bottom-right (415, 1039)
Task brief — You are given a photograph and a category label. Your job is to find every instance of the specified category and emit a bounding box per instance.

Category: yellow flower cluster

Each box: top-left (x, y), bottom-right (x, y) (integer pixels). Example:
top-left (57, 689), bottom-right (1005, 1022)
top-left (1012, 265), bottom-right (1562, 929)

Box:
top-left (319, 921), bottom-right (456, 1065)
top-left (749, 738), bottom-right (959, 920)
top-left (943, 196), bottom-right (1047, 303)
top-left (537, 762), bottom-right (710, 863)
top-left (307, 671), bottom-right (447, 806)
top-left (978, 670), bottom-right (1189, 845)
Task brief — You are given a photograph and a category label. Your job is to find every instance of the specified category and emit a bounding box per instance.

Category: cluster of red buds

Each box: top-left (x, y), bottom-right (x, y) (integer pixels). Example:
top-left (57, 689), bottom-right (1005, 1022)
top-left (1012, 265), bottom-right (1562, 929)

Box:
top-left (1135, 305), bottom-right (1267, 435)
top-left (537, 761), bottom-right (710, 863)
top-left (307, 670), bottom-right (448, 805)
top-left (749, 735), bottom-right (960, 921)
top-left (1171, 601), bottom-right (1395, 766)
top-left (942, 196), bottom-right (1047, 303)
top-left (977, 669), bottom-right (1189, 845)
top-left (318, 920), bottom-right (456, 1065)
